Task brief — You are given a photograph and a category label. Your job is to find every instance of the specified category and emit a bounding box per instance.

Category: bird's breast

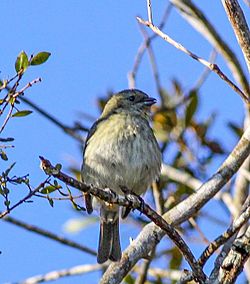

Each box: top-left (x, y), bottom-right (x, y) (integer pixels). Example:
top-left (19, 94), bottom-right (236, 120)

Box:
top-left (83, 114), bottom-right (161, 195)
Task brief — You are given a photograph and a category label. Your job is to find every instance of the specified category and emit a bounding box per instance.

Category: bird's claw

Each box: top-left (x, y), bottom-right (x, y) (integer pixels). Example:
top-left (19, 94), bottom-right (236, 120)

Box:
top-left (120, 185), bottom-right (144, 212)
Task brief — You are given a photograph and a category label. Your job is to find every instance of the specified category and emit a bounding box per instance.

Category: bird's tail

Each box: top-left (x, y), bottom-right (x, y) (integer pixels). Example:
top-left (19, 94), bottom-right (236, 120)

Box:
top-left (97, 205), bottom-right (122, 264)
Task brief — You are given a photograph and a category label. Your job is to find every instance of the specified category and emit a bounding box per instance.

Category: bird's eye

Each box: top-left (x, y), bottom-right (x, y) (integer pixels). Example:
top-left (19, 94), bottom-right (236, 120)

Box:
top-left (128, 95), bottom-right (135, 101)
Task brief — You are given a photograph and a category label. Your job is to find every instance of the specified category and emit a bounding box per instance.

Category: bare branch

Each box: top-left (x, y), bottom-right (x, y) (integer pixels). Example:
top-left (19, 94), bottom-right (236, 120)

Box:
top-left (208, 226), bottom-right (250, 283)
top-left (13, 77), bottom-right (42, 98)
top-left (221, 0), bottom-right (250, 72)
top-left (198, 196), bottom-right (250, 267)
top-left (161, 163), bottom-right (202, 189)
top-left (137, 17), bottom-right (249, 104)
top-left (2, 215), bottom-right (96, 256)
top-left (0, 179), bottom-right (49, 219)
top-left (17, 264), bottom-right (105, 284)
top-left (147, 0), bottom-right (153, 24)
top-left (128, 4), bottom-right (172, 89)
top-left (20, 96), bottom-right (85, 142)
top-left (100, 126), bottom-right (250, 283)
top-left (234, 115), bottom-right (250, 213)
top-left (170, 0), bottom-right (249, 95)
top-left (138, 24), bottom-right (162, 98)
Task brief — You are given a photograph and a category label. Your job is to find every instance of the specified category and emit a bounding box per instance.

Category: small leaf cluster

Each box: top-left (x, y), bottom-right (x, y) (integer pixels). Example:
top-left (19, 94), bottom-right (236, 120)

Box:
top-left (0, 163), bottom-right (29, 209)
top-left (0, 50), bottom-right (51, 161)
top-left (15, 51), bottom-right (51, 74)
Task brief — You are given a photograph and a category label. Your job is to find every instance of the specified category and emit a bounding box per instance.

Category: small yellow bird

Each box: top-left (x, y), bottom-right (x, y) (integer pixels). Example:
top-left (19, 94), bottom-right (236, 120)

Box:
top-left (81, 89), bottom-right (161, 263)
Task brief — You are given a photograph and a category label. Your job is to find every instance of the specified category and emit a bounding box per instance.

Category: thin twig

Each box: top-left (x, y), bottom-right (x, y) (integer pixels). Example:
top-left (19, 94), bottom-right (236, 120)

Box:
top-left (34, 193), bottom-right (82, 201)
top-left (128, 4), bottom-right (172, 89)
top-left (19, 96), bottom-right (84, 142)
top-left (192, 49), bottom-right (217, 91)
top-left (147, 0), bottom-right (153, 24)
top-left (170, 0), bottom-right (249, 95)
top-left (13, 78), bottom-right (42, 98)
top-left (0, 103), bottom-right (15, 134)
top-left (17, 263), bottom-right (105, 284)
top-left (189, 218), bottom-right (210, 246)
top-left (136, 17), bottom-right (249, 104)
top-left (198, 196), bottom-right (250, 267)
top-left (0, 179), bottom-right (49, 219)
top-left (138, 23), bottom-right (162, 99)
top-left (2, 215), bottom-right (96, 256)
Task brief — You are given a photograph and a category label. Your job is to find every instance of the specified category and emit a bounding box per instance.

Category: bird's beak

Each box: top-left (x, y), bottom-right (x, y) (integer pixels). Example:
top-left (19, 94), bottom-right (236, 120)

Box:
top-left (143, 97), bottom-right (157, 106)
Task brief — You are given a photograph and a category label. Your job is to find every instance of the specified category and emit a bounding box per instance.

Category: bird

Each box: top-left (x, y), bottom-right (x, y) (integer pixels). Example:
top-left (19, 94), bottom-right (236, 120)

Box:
top-left (81, 89), bottom-right (161, 264)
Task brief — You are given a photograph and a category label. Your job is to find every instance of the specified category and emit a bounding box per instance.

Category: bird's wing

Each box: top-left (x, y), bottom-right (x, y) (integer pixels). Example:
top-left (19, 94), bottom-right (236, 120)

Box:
top-left (81, 116), bottom-right (111, 214)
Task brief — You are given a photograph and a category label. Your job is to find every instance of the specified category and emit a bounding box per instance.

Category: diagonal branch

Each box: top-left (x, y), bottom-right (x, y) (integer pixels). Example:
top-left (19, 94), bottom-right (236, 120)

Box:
top-left (2, 215), bottom-right (96, 256)
top-left (198, 196), bottom-right (250, 267)
top-left (39, 157), bottom-right (207, 282)
top-left (208, 225), bottom-right (250, 283)
top-left (221, 0), bottom-right (250, 72)
top-left (0, 179), bottom-right (49, 219)
top-left (100, 125), bottom-right (250, 283)
top-left (137, 17), bottom-right (249, 104)
top-left (170, 0), bottom-right (249, 95)
top-left (17, 263), bottom-right (105, 284)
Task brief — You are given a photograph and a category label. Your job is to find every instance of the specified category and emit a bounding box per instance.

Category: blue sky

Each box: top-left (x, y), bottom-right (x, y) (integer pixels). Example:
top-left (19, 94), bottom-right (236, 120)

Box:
top-left (0, 1), bottom-right (249, 283)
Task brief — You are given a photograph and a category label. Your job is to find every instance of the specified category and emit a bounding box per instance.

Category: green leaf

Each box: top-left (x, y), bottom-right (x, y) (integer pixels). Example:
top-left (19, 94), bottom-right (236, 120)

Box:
top-left (30, 52), bottom-right (51, 65)
top-left (12, 110), bottom-right (33, 117)
top-left (3, 162), bottom-right (16, 177)
top-left (0, 151), bottom-right (8, 161)
top-left (15, 51), bottom-right (29, 73)
top-left (55, 163), bottom-right (62, 171)
top-left (185, 91), bottom-right (198, 126)
top-left (48, 196), bottom-right (54, 207)
top-left (40, 185), bottom-right (61, 194)
top-left (4, 200), bottom-right (10, 207)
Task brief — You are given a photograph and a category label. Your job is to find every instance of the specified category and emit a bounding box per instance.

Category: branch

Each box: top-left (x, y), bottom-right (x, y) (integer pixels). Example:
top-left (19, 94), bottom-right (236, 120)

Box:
top-left (0, 179), bottom-right (50, 219)
top-left (2, 215), bottom-right (96, 256)
top-left (136, 17), bottom-right (249, 104)
top-left (170, 0), bottom-right (249, 95)
top-left (100, 125), bottom-right (250, 283)
top-left (233, 115), bottom-right (250, 213)
top-left (138, 24), bottom-right (162, 99)
top-left (221, 0), bottom-right (250, 72)
top-left (161, 163), bottom-right (202, 189)
top-left (128, 4), bottom-right (172, 89)
top-left (208, 226), bottom-right (250, 283)
top-left (147, 0), bottom-right (153, 24)
top-left (162, 164), bottom-right (238, 216)
top-left (17, 264), bottom-right (105, 284)
top-left (19, 96), bottom-right (85, 142)
top-left (39, 157), bottom-right (206, 282)
top-left (221, 0), bottom-right (250, 223)
top-left (0, 78), bottom-right (42, 134)
top-left (198, 196), bottom-right (250, 267)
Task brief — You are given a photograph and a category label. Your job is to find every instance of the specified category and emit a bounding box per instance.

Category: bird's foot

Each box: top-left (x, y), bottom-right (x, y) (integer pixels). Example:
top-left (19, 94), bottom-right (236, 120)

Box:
top-left (120, 186), bottom-right (144, 213)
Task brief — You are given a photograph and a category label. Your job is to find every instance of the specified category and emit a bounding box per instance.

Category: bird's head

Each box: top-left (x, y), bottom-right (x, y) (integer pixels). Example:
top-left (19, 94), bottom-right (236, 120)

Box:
top-left (101, 89), bottom-right (156, 118)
